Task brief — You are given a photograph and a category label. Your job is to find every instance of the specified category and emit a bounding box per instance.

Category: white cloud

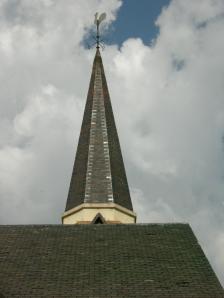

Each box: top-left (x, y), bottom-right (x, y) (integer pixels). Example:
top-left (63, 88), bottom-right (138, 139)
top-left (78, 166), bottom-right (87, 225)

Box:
top-left (0, 0), bottom-right (223, 286)
top-left (107, 0), bottom-right (224, 284)
top-left (0, 0), bottom-right (122, 223)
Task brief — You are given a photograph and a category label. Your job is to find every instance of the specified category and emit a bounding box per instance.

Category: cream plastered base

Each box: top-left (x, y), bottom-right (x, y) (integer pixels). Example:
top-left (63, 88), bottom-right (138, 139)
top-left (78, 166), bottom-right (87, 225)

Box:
top-left (62, 203), bottom-right (136, 224)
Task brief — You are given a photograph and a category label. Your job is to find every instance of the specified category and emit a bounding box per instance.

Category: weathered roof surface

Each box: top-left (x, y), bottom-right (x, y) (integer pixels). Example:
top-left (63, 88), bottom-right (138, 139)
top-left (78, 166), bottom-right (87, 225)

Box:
top-left (65, 49), bottom-right (133, 212)
top-left (0, 224), bottom-right (223, 297)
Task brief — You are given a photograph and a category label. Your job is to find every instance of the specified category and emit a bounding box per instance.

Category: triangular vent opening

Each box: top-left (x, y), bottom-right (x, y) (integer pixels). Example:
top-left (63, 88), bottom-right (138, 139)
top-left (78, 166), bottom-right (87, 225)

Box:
top-left (91, 213), bottom-right (106, 224)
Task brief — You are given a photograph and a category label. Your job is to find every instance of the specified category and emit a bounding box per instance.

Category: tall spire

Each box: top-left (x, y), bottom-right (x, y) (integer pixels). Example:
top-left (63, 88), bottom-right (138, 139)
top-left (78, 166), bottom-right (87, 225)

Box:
top-left (62, 15), bottom-right (136, 224)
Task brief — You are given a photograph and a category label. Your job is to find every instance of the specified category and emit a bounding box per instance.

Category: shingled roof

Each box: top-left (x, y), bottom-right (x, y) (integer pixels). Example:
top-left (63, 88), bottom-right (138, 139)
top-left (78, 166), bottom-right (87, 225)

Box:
top-left (65, 49), bottom-right (133, 212)
top-left (0, 224), bottom-right (223, 297)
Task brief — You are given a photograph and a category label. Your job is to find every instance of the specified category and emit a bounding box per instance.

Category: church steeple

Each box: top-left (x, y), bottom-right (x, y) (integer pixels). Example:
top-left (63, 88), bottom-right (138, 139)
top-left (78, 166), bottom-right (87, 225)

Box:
top-left (62, 15), bottom-right (136, 224)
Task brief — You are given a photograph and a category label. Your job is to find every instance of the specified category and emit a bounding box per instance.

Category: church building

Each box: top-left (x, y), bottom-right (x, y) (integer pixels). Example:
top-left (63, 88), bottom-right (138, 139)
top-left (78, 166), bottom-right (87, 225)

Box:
top-left (0, 14), bottom-right (223, 298)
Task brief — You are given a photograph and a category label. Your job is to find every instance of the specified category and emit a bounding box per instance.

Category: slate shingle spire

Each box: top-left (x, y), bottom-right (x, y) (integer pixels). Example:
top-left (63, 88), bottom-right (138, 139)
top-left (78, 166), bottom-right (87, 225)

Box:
top-left (62, 48), bottom-right (136, 224)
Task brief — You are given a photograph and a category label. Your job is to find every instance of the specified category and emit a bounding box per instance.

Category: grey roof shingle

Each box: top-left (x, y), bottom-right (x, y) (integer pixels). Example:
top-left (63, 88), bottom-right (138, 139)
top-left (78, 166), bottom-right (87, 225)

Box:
top-left (0, 224), bottom-right (223, 297)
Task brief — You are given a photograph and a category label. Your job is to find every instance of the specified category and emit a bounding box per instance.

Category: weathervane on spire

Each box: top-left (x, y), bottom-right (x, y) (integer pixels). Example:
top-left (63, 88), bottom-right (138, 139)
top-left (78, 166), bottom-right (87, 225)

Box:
top-left (94, 12), bottom-right (106, 49)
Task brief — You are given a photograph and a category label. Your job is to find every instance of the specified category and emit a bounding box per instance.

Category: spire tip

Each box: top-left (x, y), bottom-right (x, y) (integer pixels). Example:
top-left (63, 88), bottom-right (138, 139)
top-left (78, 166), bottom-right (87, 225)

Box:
top-left (94, 12), bottom-right (106, 50)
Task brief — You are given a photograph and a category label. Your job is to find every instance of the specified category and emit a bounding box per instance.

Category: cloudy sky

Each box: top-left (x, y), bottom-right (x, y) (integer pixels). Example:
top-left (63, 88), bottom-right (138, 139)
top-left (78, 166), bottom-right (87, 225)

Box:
top-left (0, 0), bottom-right (224, 286)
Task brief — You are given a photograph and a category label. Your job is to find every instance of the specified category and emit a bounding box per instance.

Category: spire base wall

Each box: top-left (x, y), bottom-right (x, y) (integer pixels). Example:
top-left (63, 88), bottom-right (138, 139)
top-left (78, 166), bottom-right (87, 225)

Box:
top-left (62, 202), bottom-right (136, 224)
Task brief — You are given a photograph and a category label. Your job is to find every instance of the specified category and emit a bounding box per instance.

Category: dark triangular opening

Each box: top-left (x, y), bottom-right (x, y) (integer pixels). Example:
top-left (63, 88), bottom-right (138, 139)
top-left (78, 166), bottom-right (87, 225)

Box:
top-left (91, 213), bottom-right (106, 224)
top-left (94, 217), bottom-right (104, 224)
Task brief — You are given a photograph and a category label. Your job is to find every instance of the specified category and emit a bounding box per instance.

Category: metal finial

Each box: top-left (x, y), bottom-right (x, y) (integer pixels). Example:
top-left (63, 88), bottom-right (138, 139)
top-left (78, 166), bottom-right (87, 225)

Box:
top-left (94, 12), bottom-right (106, 49)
